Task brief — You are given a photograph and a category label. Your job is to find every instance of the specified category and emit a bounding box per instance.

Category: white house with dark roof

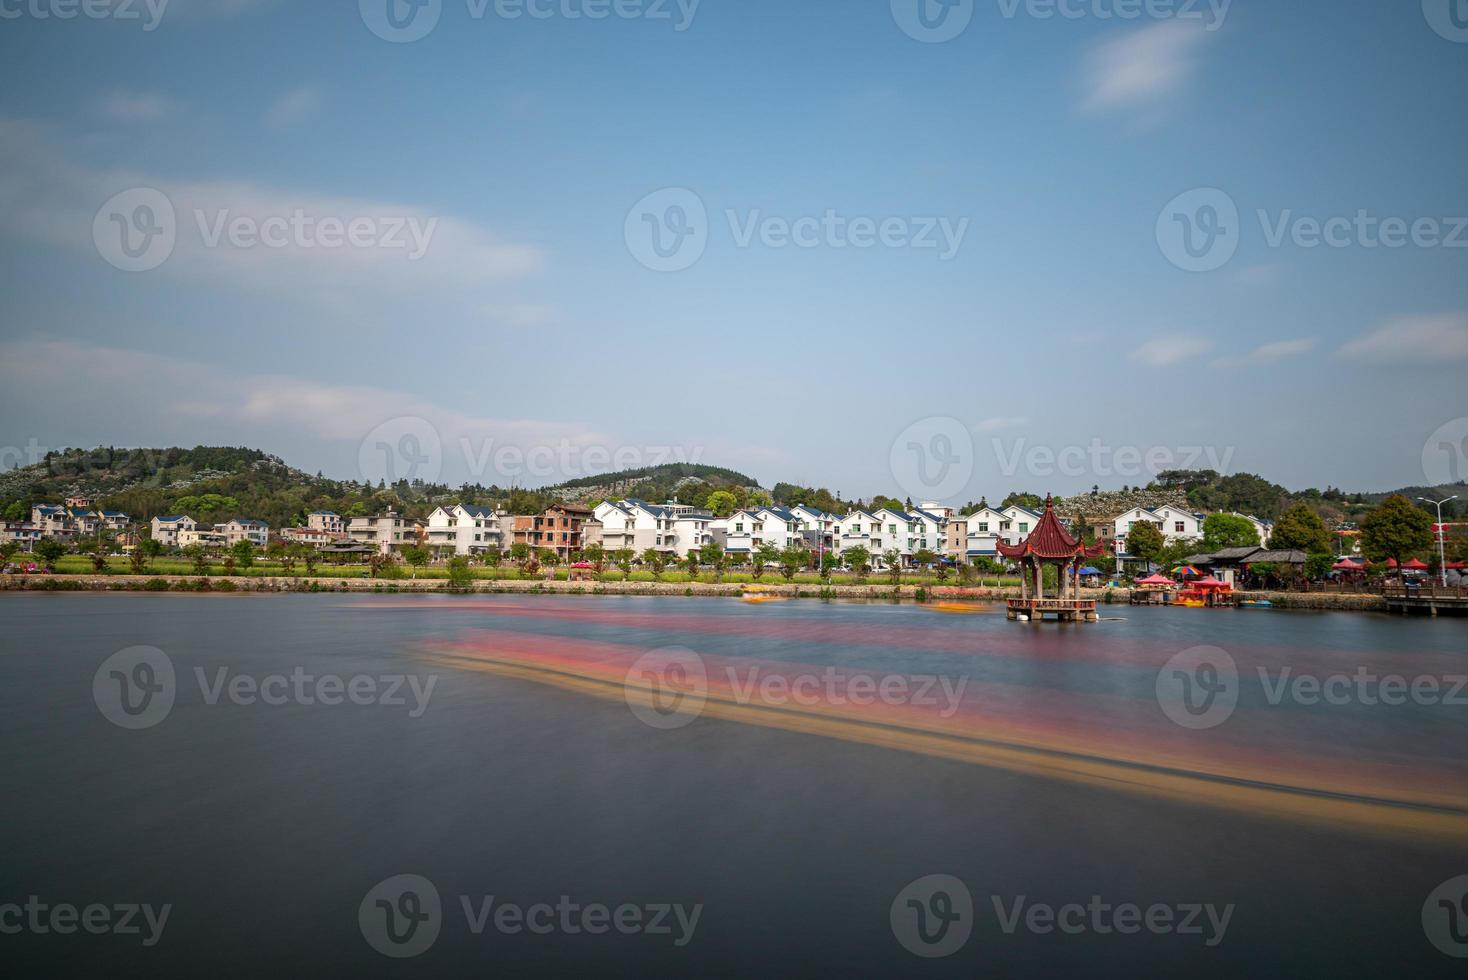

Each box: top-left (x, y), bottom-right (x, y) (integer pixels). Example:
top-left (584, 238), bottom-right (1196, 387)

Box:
top-left (834, 510), bottom-right (881, 560)
top-left (789, 504), bottom-right (836, 552)
top-left (668, 511), bottom-right (715, 557)
top-left (963, 504), bottom-right (1009, 558)
top-left (221, 519), bottom-right (269, 548)
top-left (592, 500), bottom-right (679, 554)
top-left (308, 511), bottom-right (345, 535)
top-left (427, 504), bottom-right (506, 556)
top-left (909, 508), bottom-right (947, 557)
top-left (150, 515), bottom-right (196, 547)
top-left (715, 509), bottom-right (763, 556)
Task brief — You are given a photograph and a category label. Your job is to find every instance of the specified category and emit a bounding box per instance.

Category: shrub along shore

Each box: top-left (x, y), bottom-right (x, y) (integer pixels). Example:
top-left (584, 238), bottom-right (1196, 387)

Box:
top-left (0, 573), bottom-right (1391, 611)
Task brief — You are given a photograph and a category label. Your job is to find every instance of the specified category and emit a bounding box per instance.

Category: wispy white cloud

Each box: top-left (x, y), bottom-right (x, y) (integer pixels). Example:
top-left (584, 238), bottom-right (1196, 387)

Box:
top-left (1339, 314), bottom-right (1468, 364)
top-left (1130, 335), bottom-right (1212, 367)
top-left (0, 339), bottom-right (615, 484)
top-left (1214, 337), bottom-right (1316, 368)
top-left (98, 92), bottom-right (176, 122)
top-left (264, 85), bottom-right (327, 129)
top-left (0, 119), bottom-right (544, 304)
top-left (1080, 22), bottom-right (1212, 120)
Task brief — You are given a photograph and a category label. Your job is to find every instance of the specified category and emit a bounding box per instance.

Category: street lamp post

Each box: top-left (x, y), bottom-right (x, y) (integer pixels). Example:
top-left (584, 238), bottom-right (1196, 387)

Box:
top-left (1418, 496), bottom-right (1458, 587)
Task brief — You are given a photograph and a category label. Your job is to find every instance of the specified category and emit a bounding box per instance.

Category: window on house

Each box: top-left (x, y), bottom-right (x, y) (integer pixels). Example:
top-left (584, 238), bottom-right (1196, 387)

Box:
top-left (1176, 522), bottom-right (1185, 533)
top-left (1019, 523), bottom-right (1029, 532)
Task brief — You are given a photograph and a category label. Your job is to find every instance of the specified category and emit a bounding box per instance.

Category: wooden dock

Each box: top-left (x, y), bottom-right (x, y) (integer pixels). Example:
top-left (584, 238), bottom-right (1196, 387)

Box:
top-left (1007, 598), bottom-right (1099, 622)
top-left (1382, 584), bottom-right (1468, 617)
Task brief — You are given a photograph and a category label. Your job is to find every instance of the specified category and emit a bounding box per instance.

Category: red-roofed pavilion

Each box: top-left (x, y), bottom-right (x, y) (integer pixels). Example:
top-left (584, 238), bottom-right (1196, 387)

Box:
top-left (996, 495), bottom-right (1110, 622)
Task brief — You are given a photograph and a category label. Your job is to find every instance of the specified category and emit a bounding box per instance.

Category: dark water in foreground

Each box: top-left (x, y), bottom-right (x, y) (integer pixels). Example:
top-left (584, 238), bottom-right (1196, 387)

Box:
top-left (2, 593), bottom-right (1466, 977)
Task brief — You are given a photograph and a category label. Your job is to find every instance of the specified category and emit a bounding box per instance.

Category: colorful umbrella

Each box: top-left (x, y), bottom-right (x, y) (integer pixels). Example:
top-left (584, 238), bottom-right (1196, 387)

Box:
top-left (1173, 565), bottom-right (1201, 577)
top-left (1401, 558), bottom-right (1429, 570)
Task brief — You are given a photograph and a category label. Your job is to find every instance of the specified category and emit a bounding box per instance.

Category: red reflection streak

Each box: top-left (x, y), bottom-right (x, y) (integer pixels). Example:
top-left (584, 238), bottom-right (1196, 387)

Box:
top-left (349, 597), bottom-right (1468, 676)
top-left (428, 628), bottom-right (1468, 807)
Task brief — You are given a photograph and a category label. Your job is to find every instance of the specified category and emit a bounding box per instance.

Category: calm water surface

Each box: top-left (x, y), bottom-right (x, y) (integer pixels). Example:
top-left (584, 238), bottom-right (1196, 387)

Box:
top-left (2, 593), bottom-right (1465, 977)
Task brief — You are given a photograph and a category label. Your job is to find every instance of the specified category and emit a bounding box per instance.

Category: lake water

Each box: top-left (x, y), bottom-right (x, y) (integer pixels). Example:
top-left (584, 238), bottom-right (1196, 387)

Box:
top-left (2, 593), bottom-right (1466, 977)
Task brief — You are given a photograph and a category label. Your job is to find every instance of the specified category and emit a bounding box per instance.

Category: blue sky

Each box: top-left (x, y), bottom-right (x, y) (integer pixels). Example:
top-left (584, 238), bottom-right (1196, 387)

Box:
top-left (1, 0), bottom-right (1465, 499)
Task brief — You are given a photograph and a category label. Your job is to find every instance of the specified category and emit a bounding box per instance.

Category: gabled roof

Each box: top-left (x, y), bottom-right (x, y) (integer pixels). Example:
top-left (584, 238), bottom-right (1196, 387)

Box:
top-left (913, 508), bottom-right (947, 524)
top-left (155, 515), bottom-right (191, 523)
top-left (995, 496), bottom-right (1109, 561)
top-left (458, 504), bottom-right (495, 518)
top-left (310, 510), bottom-right (340, 517)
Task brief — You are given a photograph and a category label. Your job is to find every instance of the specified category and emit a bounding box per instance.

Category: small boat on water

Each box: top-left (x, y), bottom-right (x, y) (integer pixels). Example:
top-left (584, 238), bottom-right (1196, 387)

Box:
top-left (1239, 599), bottom-right (1273, 608)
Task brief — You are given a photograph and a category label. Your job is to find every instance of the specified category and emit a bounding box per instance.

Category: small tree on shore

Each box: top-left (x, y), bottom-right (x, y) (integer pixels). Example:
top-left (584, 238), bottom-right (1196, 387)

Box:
top-left (1124, 522), bottom-right (1165, 571)
top-left (884, 549), bottom-right (902, 585)
top-left (230, 540), bottom-right (255, 571)
top-left (846, 546), bottom-right (871, 583)
top-left (35, 539), bottom-right (66, 572)
top-left (184, 544), bottom-right (209, 576)
top-left (684, 553), bottom-right (699, 580)
top-left (447, 555), bottom-right (474, 590)
top-left (401, 546), bottom-right (430, 578)
top-left (752, 543), bottom-right (780, 581)
top-left (615, 548), bottom-right (636, 578)
top-left (1360, 495), bottom-right (1433, 565)
top-left (700, 542), bottom-right (726, 582)
top-left (779, 546), bottom-right (809, 582)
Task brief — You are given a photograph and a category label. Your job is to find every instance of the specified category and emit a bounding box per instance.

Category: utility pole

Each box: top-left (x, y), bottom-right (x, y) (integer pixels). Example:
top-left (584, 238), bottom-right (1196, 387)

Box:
top-left (1418, 496), bottom-right (1458, 587)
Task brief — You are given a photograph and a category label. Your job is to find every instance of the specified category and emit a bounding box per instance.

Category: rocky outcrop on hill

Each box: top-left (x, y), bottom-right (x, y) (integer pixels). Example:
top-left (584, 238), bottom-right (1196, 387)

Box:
top-left (1052, 488), bottom-right (1191, 520)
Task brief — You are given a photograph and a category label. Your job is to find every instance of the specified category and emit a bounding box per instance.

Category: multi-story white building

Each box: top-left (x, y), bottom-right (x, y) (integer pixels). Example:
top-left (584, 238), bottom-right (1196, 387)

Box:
top-left (150, 515), bottom-right (197, 547)
top-left (908, 508), bottom-right (947, 558)
top-left (220, 519), bottom-right (269, 548)
top-left (426, 504), bottom-right (506, 556)
top-left (281, 526), bottom-right (335, 549)
top-left (2, 522), bottom-right (43, 552)
top-left (962, 504), bottom-right (1008, 559)
top-left (347, 512), bottom-right (425, 556)
top-left (789, 504), bottom-right (836, 552)
top-left (178, 525), bottom-right (228, 550)
top-left (307, 511), bottom-right (346, 535)
top-left (593, 500), bottom-right (680, 555)
top-left (668, 511), bottom-right (715, 558)
top-left (1113, 506), bottom-right (1202, 555)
